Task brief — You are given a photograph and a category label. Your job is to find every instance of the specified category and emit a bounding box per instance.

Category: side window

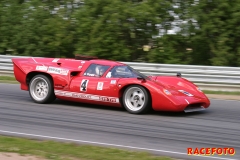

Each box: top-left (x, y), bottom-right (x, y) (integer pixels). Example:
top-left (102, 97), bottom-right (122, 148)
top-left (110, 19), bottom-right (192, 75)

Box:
top-left (106, 66), bottom-right (133, 78)
top-left (84, 64), bottom-right (110, 77)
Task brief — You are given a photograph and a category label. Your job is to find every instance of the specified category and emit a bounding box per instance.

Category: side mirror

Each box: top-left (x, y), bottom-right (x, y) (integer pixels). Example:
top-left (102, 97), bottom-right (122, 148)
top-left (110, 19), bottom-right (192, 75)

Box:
top-left (177, 72), bottom-right (181, 77)
top-left (137, 76), bottom-right (146, 81)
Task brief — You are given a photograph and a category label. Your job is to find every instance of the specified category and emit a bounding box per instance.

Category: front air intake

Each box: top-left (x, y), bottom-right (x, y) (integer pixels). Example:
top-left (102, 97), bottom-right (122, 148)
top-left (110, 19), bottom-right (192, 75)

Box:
top-left (184, 103), bottom-right (205, 113)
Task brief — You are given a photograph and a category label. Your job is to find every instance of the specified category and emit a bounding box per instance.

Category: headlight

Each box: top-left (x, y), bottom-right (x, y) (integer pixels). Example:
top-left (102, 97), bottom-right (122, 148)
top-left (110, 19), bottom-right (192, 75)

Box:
top-left (178, 90), bottom-right (193, 97)
top-left (163, 89), bottom-right (172, 95)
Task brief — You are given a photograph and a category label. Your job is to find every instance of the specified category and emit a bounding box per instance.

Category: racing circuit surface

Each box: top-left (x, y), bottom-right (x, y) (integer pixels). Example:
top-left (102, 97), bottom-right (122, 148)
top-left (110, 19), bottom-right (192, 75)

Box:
top-left (0, 83), bottom-right (239, 160)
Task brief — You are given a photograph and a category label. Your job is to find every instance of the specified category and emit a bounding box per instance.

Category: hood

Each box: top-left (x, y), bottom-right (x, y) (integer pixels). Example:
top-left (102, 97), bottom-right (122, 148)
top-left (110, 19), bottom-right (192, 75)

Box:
top-left (148, 75), bottom-right (203, 97)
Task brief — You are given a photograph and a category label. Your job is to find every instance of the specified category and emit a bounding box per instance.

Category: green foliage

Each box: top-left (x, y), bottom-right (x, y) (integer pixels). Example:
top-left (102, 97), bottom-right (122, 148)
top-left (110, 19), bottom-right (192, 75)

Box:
top-left (0, 0), bottom-right (240, 66)
top-left (147, 35), bottom-right (193, 64)
top-left (0, 0), bottom-right (77, 57)
top-left (72, 0), bottom-right (173, 61)
top-left (185, 0), bottom-right (240, 66)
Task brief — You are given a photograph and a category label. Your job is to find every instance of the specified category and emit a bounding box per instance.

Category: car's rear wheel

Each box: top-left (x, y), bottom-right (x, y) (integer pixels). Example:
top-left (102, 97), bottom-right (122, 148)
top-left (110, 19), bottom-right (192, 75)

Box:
top-left (122, 85), bottom-right (151, 114)
top-left (29, 74), bottom-right (56, 103)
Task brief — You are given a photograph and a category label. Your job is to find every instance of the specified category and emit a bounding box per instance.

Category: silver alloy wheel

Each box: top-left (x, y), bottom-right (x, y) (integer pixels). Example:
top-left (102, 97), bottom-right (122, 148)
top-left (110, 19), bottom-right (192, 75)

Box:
top-left (30, 77), bottom-right (49, 101)
top-left (124, 87), bottom-right (145, 111)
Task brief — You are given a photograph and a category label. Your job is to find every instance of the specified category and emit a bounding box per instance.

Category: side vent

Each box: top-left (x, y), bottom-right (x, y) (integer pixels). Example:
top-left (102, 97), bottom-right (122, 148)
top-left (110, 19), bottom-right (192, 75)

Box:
top-left (71, 71), bottom-right (80, 77)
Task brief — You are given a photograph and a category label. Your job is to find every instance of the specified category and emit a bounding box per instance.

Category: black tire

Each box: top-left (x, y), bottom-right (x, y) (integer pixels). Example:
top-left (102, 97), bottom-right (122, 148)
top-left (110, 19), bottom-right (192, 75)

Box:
top-left (29, 74), bottom-right (56, 103)
top-left (122, 85), bottom-right (151, 114)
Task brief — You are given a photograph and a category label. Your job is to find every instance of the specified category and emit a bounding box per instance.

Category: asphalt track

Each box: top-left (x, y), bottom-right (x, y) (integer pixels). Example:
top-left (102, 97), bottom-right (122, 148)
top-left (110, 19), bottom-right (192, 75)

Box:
top-left (0, 83), bottom-right (239, 160)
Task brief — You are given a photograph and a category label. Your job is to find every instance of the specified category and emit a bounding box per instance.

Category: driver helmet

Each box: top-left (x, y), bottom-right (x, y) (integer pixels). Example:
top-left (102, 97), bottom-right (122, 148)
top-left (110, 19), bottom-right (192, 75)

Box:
top-left (95, 66), bottom-right (105, 76)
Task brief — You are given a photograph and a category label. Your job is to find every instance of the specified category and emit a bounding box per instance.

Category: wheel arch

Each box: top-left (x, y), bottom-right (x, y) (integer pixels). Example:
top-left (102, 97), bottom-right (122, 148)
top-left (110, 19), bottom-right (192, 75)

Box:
top-left (26, 71), bottom-right (54, 86)
top-left (118, 84), bottom-right (152, 108)
top-left (27, 72), bottom-right (56, 104)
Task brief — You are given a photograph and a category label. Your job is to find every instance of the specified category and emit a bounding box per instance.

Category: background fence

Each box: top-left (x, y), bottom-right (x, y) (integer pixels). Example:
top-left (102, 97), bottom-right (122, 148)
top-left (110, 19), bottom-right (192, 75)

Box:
top-left (1, 55), bottom-right (240, 91)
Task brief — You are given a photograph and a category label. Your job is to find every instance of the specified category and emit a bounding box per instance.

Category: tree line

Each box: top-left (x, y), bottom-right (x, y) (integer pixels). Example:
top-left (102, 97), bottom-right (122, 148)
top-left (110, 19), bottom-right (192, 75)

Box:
top-left (1, 0), bottom-right (240, 66)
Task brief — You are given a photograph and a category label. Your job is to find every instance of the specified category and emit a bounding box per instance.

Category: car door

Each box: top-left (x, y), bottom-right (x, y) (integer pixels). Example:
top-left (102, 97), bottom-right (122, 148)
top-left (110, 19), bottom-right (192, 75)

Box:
top-left (69, 63), bottom-right (111, 102)
top-left (95, 65), bottom-right (138, 99)
top-left (70, 76), bottom-right (99, 96)
top-left (94, 77), bottom-right (120, 103)
top-left (94, 65), bottom-right (129, 104)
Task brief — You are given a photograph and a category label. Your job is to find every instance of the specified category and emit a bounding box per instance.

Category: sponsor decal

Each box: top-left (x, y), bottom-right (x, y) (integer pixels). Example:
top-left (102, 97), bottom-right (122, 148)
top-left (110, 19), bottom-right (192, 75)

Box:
top-left (97, 82), bottom-right (104, 90)
top-left (110, 80), bottom-right (116, 84)
top-left (47, 67), bottom-right (69, 75)
top-left (99, 97), bottom-right (117, 103)
top-left (36, 66), bottom-right (48, 71)
top-left (84, 73), bottom-right (96, 77)
top-left (81, 61), bottom-right (85, 63)
top-left (187, 147), bottom-right (235, 156)
top-left (72, 93), bottom-right (91, 99)
top-left (80, 79), bottom-right (89, 92)
top-left (54, 84), bottom-right (64, 89)
top-left (78, 66), bottom-right (82, 69)
top-left (54, 90), bottom-right (119, 103)
top-left (52, 58), bottom-right (60, 62)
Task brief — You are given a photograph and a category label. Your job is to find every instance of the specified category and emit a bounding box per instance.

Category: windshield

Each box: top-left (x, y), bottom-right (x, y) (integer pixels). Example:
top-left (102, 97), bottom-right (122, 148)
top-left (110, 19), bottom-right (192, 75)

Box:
top-left (105, 65), bottom-right (150, 79)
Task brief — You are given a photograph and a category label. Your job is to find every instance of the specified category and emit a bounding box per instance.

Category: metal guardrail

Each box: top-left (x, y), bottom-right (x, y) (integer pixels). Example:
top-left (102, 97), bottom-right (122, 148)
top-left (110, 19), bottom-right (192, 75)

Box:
top-left (0, 55), bottom-right (240, 91)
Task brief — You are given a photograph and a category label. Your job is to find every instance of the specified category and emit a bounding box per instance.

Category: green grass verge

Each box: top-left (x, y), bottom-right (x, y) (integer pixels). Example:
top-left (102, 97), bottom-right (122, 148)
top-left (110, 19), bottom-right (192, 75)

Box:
top-left (0, 76), bottom-right (16, 81)
top-left (0, 75), bottom-right (19, 84)
top-left (0, 76), bottom-right (18, 84)
top-left (0, 136), bottom-right (172, 160)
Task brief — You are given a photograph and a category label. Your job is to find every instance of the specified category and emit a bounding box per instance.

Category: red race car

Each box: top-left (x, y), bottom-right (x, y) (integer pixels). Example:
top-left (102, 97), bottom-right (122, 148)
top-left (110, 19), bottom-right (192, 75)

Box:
top-left (12, 55), bottom-right (210, 114)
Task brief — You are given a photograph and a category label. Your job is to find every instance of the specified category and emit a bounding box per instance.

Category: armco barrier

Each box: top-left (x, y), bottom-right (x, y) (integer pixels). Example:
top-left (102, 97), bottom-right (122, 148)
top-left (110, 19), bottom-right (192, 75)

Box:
top-left (0, 55), bottom-right (240, 91)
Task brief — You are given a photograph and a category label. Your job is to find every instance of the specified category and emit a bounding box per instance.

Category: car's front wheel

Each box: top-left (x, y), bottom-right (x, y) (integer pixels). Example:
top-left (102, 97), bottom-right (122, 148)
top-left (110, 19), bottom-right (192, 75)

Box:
top-left (122, 85), bottom-right (151, 114)
top-left (29, 74), bottom-right (56, 103)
